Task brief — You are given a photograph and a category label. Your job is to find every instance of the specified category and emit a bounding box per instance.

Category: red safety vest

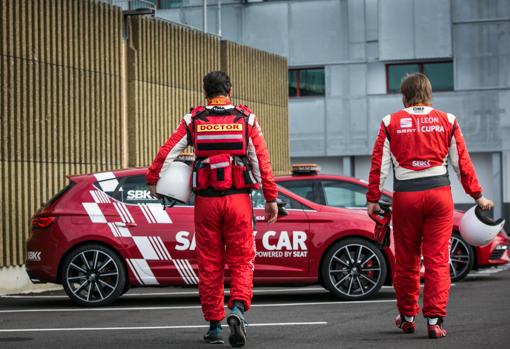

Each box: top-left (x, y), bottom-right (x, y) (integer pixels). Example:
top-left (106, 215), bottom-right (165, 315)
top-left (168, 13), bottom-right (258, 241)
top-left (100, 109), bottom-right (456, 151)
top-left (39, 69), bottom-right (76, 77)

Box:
top-left (190, 104), bottom-right (251, 158)
top-left (188, 104), bottom-right (258, 193)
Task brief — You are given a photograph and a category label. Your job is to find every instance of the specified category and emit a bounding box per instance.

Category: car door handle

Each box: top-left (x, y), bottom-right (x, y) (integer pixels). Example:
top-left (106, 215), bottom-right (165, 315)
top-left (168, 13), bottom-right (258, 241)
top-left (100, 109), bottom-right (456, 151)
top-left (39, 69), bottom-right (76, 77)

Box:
top-left (114, 222), bottom-right (137, 227)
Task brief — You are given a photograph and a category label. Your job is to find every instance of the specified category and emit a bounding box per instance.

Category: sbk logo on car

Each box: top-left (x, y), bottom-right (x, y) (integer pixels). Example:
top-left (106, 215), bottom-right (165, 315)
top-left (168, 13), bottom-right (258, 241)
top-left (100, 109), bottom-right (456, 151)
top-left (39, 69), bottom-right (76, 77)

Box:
top-left (27, 251), bottom-right (42, 261)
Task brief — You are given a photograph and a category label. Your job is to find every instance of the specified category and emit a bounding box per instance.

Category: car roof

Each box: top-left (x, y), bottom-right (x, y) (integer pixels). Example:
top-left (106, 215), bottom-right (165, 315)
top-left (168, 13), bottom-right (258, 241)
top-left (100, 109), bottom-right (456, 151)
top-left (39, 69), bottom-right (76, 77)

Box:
top-left (277, 173), bottom-right (367, 185)
top-left (68, 167), bottom-right (147, 181)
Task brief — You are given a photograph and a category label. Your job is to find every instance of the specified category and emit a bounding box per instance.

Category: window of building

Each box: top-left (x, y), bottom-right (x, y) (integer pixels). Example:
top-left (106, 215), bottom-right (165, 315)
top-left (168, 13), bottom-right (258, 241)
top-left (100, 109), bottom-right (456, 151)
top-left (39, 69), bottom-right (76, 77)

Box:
top-left (127, 0), bottom-right (156, 10)
top-left (156, 0), bottom-right (184, 9)
top-left (386, 61), bottom-right (453, 93)
top-left (289, 68), bottom-right (325, 97)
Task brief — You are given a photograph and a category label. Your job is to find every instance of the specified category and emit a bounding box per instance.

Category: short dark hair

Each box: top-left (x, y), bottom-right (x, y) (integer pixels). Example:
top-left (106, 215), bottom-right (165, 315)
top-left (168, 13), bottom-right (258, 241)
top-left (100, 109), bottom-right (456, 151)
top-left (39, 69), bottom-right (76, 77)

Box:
top-left (400, 73), bottom-right (432, 106)
top-left (203, 71), bottom-right (231, 98)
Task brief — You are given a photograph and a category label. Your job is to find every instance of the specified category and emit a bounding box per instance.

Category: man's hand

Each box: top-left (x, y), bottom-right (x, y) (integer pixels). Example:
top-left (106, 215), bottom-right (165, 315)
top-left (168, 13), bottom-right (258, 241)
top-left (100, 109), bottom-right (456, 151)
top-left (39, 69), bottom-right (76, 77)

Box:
top-left (149, 184), bottom-right (160, 199)
top-left (476, 196), bottom-right (494, 211)
top-left (367, 202), bottom-right (381, 215)
top-left (265, 201), bottom-right (278, 224)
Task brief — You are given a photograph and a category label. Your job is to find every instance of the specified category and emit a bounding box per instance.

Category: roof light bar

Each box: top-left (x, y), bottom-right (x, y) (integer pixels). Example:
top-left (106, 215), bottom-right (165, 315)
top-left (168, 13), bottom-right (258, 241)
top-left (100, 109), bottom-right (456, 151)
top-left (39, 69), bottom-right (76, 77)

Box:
top-left (291, 164), bottom-right (321, 176)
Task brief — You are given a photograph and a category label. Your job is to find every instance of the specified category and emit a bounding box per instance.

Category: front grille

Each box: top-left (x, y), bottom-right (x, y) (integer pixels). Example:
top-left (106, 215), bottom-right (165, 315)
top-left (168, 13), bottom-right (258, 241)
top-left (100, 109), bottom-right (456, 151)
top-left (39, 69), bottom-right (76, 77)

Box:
top-left (489, 249), bottom-right (506, 260)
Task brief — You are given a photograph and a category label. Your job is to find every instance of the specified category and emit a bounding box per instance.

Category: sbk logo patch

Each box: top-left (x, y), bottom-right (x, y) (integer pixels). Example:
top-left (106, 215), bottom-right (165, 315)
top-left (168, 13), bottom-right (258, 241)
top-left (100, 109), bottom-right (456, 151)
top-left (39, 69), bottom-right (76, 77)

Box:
top-left (412, 160), bottom-right (431, 168)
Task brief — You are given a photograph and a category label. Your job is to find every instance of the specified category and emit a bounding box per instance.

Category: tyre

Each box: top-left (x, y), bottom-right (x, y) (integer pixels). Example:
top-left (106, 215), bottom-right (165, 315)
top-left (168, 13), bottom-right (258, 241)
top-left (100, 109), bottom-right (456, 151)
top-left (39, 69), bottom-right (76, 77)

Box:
top-left (450, 233), bottom-right (474, 282)
top-left (321, 238), bottom-right (387, 300)
top-left (62, 244), bottom-right (126, 306)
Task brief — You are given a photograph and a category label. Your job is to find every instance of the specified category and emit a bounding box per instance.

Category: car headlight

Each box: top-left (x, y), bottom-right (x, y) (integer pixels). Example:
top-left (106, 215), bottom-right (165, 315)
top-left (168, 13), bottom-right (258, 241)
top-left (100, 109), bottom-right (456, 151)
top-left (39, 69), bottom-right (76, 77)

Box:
top-left (494, 244), bottom-right (508, 251)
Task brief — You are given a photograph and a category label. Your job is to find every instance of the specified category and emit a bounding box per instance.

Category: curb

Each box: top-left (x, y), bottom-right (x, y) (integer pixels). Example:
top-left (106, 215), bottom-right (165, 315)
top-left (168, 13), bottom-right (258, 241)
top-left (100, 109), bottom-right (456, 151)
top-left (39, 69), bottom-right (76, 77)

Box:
top-left (0, 265), bottom-right (62, 296)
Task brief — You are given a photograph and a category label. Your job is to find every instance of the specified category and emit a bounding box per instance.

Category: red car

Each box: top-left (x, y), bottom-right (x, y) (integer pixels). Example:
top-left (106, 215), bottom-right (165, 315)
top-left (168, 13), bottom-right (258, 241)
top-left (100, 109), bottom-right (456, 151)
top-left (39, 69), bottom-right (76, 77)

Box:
top-left (276, 166), bottom-right (510, 282)
top-left (27, 168), bottom-right (396, 306)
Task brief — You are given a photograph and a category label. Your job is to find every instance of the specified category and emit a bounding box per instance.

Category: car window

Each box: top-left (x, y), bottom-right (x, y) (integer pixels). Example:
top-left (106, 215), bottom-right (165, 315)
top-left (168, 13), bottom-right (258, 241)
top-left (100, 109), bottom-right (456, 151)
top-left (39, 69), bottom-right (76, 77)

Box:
top-left (278, 193), bottom-right (305, 210)
top-left (110, 175), bottom-right (195, 206)
top-left (251, 189), bottom-right (304, 210)
top-left (277, 180), bottom-right (316, 202)
top-left (320, 180), bottom-right (391, 208)
top-left (251, 189), bottom-right (266, 209)
top-left (113, 175), bottom-right (159, 204)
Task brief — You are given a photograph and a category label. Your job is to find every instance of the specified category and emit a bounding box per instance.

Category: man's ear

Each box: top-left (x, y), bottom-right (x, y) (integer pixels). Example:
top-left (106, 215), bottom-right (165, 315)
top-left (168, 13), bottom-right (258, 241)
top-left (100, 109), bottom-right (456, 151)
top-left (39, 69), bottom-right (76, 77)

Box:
top-left (227, 88), bottom-right (232, 97)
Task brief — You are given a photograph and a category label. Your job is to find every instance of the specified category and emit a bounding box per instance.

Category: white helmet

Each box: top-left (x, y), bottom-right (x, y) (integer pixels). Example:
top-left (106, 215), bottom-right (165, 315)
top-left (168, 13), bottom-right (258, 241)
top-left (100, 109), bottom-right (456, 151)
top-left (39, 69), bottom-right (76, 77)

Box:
top-left (156, 160), bottom-right (192, 206)
top-left (459, 205), bottom-right (505, 246)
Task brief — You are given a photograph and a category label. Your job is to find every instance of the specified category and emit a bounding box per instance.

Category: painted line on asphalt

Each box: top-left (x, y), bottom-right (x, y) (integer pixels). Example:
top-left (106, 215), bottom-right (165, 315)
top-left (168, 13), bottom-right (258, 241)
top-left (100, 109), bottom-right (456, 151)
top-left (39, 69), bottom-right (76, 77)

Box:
top-left (3, 284), bottom-right (460, 298)
top-left (382, 283), bottom-right (456, 289)
top-left (0, 287), bottom-right (328, 299)
top-left (0, 299), bottom-right (396, 314)
top-left (0, 322), bottom-right (328, 333)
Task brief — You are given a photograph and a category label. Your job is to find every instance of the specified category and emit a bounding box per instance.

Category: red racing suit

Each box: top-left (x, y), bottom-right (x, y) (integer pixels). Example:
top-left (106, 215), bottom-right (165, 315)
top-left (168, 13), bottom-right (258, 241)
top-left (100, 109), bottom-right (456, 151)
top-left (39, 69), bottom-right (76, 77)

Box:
top-left (146, 97), bottom-right (277, 321)
top-left (367, 106), bottom-right (482, 318)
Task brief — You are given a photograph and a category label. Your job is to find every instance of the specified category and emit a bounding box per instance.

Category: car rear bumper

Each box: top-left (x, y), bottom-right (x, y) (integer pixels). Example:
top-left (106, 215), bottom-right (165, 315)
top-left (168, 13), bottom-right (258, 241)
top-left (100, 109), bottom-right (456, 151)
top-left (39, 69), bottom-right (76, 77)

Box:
top-left (25, 228), bottom-right (61, 284)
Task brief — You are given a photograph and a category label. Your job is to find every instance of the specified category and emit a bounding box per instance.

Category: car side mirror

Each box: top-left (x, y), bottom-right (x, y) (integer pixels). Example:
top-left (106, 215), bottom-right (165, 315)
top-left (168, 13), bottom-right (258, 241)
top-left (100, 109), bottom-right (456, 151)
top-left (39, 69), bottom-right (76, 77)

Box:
top-left (276, 198), bottom-right (289, 217)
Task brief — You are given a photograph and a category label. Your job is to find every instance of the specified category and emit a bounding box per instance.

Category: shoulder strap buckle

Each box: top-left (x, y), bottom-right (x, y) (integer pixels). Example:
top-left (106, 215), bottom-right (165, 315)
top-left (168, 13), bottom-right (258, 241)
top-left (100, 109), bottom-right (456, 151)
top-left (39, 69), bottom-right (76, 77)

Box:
top-left (235, 104), bottom-right (252, 117)
top-left (190, 106), bottom-right (208, 121)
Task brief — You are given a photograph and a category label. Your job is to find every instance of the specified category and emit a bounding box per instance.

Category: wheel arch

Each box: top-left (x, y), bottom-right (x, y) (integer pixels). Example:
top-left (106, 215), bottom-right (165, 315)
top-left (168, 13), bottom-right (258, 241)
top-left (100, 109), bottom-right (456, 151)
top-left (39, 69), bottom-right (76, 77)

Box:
top-left (56, 240), bottom-right (129, 286)
top-left (453, 230), bottom-right (478, 271)
top-left (317, 233), bottom-right (392, 287)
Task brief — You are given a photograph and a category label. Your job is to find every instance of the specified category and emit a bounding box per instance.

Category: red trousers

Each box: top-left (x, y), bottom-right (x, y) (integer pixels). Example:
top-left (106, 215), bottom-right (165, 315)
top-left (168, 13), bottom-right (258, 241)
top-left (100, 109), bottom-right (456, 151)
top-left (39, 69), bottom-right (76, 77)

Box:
top-left (392, 186), bottom-right (453, 318)
top-left (194, 193), bottom-right (255, 322)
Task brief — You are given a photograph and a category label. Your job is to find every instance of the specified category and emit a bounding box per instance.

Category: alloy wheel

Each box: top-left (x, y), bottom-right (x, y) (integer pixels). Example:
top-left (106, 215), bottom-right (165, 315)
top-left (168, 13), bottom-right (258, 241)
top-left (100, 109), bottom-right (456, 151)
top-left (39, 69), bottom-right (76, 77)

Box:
top-left (65, 249), bottom-right (120, 303)
top-left (328, 243), bottom-right (383, 297)
top-left (449, 235), bottom-right (473, 281)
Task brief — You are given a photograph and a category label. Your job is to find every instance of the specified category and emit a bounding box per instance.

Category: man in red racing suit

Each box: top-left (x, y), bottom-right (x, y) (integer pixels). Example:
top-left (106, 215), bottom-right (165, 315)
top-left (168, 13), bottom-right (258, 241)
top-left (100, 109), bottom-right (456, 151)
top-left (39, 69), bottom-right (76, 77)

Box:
top-left (366, 73), bottom-right (493, 338)
top-left (147, 71), bottom-right (278, 347)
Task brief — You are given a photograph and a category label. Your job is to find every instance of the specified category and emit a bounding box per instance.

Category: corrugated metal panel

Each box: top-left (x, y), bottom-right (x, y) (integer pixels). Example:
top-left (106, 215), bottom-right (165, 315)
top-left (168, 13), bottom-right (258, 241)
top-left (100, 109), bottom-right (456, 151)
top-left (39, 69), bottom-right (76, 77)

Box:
top-left (127, 17), bottom-right (221, 166)
top-left (128, 19), bottom-right (289, 176)
top-left (0, 0), bottom-right (289, 268)
top-left (0, 0), bottom-right (123, 267)
top-left (220, 40), bottom-right (289, 176)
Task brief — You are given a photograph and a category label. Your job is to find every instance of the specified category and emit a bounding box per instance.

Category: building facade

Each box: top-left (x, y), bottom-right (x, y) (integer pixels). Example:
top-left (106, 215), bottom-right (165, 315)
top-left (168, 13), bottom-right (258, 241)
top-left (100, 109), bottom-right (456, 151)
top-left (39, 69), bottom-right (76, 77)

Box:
top-left (157, 0), bottom-right (510, 222)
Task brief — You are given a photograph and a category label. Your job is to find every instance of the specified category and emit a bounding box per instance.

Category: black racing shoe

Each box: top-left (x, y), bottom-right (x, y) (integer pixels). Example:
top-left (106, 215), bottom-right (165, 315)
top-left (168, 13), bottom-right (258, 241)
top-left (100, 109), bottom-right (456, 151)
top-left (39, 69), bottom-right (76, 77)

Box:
top-left (204, 326), bottom-right (225, 344)
top-left (227, 307), bottom-right (247, 347)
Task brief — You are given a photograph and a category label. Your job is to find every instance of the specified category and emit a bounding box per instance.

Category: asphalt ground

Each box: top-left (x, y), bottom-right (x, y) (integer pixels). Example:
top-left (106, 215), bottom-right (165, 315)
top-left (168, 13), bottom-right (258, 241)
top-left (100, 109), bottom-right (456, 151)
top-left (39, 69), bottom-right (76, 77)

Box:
top-left (0, 266), bottom-right (509, 349)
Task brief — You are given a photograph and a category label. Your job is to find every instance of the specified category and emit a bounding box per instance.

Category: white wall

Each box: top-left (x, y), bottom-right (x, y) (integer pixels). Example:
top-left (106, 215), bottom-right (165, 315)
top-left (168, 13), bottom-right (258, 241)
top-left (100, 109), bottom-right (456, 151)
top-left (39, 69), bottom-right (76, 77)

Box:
top-left (379, 0), bottom-right (452, 60)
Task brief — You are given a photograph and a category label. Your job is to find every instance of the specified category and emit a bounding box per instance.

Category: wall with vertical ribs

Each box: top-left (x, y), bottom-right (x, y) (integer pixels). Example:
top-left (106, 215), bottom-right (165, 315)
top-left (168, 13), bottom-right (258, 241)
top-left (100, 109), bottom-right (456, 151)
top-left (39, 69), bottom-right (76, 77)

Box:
top-left (0, 0), bottom-right (288, 268)
top-left (127, 18), bottom-right (289, 176)
top-left (220, 40), bottom-right (289, 176)
top-left (126, 16), bottom-right (221, 166)
top-left (0, 0), bottom-right (124, 267)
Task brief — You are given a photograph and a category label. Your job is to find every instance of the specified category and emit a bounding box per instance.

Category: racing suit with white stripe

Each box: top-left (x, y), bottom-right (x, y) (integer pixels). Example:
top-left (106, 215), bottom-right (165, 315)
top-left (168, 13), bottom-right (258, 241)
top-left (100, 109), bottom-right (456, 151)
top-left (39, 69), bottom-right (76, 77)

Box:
top-left (367, 106), bottom-right (482, 318)
top-left (146, 99), bottom-right (277, 321)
